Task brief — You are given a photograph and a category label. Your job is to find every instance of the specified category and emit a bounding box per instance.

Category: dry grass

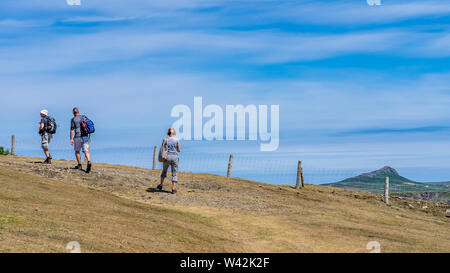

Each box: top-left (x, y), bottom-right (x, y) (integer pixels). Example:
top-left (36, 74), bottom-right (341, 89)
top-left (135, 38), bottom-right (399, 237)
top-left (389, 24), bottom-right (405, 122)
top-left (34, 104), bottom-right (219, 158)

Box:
top-left (0, 166), bottom-right (240, 252)
top-left (0, 156), bottom-right (449, 253)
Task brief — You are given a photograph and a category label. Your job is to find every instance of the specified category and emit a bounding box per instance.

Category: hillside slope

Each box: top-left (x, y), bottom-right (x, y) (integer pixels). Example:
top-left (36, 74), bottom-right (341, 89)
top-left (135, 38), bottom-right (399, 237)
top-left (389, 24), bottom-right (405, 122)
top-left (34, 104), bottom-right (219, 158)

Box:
top-left (0, 156), bottom-right (449, 253)
top-left (0, 166), bottom-right (241, 252)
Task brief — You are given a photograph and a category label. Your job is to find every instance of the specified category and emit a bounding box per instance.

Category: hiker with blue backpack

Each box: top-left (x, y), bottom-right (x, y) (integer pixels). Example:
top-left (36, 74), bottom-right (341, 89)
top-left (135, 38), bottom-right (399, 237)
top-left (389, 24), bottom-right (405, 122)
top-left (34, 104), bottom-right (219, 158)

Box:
top-left (157, 128), bottom-right (181, 194)
top-left (39, 109), bottom-right (57, 164)
top-left (70, 107), bottom-right (95, 173)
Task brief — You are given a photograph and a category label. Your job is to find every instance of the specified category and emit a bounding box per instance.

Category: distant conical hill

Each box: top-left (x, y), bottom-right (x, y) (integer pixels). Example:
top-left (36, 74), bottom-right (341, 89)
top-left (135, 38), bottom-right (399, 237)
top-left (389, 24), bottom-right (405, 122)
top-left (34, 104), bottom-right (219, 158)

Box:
top-left (324, 166), bottom-right (450, 195)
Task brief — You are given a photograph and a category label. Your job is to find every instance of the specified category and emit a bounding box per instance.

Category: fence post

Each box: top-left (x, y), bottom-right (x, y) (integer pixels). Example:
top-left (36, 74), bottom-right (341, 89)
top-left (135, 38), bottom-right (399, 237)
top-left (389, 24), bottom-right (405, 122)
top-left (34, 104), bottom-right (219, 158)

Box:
top-left (227, 154), bottom-right (234, 178)
top-left (153, 146), bottom-right (158, 170)
top-left (296, 161), bottom-right (304, 189)
top-left (301, 162), bottom-right (304, 188)
top-left (11, 135), bottom-right (15, 156)
top-left (384, 176), bottom-right (389, 205)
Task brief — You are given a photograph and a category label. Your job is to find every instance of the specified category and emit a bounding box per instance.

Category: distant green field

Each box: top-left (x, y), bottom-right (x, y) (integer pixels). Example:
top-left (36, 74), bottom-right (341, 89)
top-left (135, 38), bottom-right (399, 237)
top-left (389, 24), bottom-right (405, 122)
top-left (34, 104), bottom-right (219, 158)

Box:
top-left (392, 191), bottom-right (450, 204)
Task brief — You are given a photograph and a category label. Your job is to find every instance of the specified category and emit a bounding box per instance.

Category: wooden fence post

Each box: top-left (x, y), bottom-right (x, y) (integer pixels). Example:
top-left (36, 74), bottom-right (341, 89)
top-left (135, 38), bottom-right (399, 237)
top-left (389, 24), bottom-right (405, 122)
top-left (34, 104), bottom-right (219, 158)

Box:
top-left (153, 146), bottom-right (158, 170)
top-left (385, 176), bottom-right (389, 205)
top-left (301, 162), bottom-right (304, 188)
top-left (296, 161), bottom-right (304, 189)
top-left (11, 135), bottom-right (15, 156)
top-left (227, 154), bottom-right (234, 178)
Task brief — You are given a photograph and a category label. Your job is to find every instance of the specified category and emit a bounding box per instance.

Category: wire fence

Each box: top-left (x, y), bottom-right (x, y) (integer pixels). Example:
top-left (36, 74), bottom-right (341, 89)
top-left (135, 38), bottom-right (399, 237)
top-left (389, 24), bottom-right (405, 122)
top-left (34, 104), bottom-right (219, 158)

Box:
top-left (1, 134), bottom-right (448, 195)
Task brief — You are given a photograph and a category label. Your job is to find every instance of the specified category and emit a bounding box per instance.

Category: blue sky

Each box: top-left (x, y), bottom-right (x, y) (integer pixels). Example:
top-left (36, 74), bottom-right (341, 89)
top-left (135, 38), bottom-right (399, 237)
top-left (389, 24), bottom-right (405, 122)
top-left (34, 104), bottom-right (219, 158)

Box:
top-left (1, 0), bottom-right (450, 181)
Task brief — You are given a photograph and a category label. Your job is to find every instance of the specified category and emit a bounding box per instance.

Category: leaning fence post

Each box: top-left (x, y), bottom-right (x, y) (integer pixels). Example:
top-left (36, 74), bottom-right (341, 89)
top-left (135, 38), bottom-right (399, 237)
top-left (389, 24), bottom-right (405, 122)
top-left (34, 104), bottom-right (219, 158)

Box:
top-left (227, 154), bottom-right (234, 178)
top-left (296, 161), bottom-right (304, 189)
top-left (11, 135), bottom-right (15, 156)
top-left (153, 146), bottom-right (158, 170)
top-left (384, 176), bottom-right (389, 205)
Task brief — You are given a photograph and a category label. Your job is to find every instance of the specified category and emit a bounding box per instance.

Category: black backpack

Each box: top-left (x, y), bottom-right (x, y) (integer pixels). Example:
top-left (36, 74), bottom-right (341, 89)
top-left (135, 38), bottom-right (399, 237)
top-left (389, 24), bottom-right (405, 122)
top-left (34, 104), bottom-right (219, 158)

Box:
top-left (45, 116), bottom-right (57, 134)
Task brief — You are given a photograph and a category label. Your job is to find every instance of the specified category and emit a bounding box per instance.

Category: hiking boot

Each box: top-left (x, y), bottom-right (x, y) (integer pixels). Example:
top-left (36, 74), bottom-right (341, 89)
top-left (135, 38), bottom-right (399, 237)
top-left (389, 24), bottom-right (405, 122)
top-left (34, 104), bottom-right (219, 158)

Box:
top-left (43, 157), bottom-right (51, 164)
top-left (157, 184), bottom-right (163, 191)
top-left (74, 164), bottom-right (82, 170)
top-left (171, 189), bottom-right (177, 195)
top-left (86, 163), bottom-right (92, 173)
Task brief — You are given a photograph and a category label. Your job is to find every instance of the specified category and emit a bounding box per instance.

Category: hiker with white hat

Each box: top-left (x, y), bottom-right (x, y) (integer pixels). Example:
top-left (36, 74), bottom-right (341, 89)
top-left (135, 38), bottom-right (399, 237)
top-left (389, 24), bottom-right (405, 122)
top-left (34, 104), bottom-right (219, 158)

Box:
top-left (39, 109), bottom-right (57, 164)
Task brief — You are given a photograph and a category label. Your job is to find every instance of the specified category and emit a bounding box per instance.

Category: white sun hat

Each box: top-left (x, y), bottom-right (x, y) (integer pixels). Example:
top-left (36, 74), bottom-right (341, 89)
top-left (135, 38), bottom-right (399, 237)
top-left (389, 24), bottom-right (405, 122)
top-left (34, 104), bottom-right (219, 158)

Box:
top-left (40, 109), bottom-right (48, 116)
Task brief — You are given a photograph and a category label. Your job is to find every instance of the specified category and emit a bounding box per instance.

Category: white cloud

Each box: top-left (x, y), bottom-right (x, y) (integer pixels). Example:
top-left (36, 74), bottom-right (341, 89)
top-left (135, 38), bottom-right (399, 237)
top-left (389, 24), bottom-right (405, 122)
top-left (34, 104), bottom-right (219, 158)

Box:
top-left (0, 19), bottom-right (45, 27)
top-left (2, 0), bottom-right (449, 27)
top-left (269, 0), bottom-right (450, 25)
top-left (0, 27), bottom-right (449, 74)
top-left (61, 16), bottom-right (137, 23)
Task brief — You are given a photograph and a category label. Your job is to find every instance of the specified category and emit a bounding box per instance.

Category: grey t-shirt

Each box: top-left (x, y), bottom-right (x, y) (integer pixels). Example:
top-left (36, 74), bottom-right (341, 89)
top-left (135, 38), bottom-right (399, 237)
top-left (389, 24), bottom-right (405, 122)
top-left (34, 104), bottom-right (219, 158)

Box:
top-left (40, 118), bottom-right (48, 135)
top-left (71, 115), bottom-right (83, 138)
top-left (165, 137), bottom-right (180, 155)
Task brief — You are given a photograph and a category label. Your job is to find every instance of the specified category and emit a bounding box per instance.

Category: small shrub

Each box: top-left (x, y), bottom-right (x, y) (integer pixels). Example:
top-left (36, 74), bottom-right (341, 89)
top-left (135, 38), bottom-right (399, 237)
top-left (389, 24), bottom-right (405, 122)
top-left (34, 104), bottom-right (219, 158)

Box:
top-left (0, 146), bottom-right (9, 155)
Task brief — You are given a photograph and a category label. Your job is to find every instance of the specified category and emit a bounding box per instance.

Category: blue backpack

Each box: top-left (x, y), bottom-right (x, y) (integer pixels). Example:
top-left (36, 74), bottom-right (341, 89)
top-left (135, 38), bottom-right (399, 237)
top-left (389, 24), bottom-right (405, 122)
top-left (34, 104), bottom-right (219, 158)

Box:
top-left (80, 115), bottom-right (95, 136)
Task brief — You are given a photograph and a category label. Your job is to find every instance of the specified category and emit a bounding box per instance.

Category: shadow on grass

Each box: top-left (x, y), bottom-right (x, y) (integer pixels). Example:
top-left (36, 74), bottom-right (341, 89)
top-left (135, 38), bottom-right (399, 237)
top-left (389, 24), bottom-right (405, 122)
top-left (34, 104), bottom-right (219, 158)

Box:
top-left (146, 187), bottom-right (171, 194)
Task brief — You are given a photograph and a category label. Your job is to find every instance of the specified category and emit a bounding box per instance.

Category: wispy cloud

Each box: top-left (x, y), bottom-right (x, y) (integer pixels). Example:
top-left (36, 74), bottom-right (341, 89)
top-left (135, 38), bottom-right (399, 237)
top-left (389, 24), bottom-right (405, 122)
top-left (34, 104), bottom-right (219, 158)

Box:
top-left (0, 1), bottom-right (449, 73)
top-left (2, 0), bottom-right (450, 27)
top-left (265, 0), bottom-right (450, 25)
top-left (1, 27), bottom-right (450, 74)
top-left (61, 16), bottom-right (137, 23)
top-left (335, 126), bottom-right (450, 136)
top-left (0, 19), bottom-right (46, 28)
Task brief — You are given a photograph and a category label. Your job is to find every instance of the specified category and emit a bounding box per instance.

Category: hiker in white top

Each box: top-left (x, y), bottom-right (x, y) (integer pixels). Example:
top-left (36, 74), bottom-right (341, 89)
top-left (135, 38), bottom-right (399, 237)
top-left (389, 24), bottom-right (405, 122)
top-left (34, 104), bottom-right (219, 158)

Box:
top-left (157, 128), bottom-right (181, 194)
top-left (39, 109), bottom-right (52, 164)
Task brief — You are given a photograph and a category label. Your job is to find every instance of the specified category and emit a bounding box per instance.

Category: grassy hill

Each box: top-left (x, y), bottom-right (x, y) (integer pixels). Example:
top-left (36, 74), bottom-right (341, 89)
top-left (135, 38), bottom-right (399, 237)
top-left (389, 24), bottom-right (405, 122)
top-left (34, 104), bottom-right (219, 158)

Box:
top-left (324, 166), bottom-right (450, 197)
top-left (0, 166), bottom-right (240, 252)
top-left (0, 156), bottom-right (449, 252)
